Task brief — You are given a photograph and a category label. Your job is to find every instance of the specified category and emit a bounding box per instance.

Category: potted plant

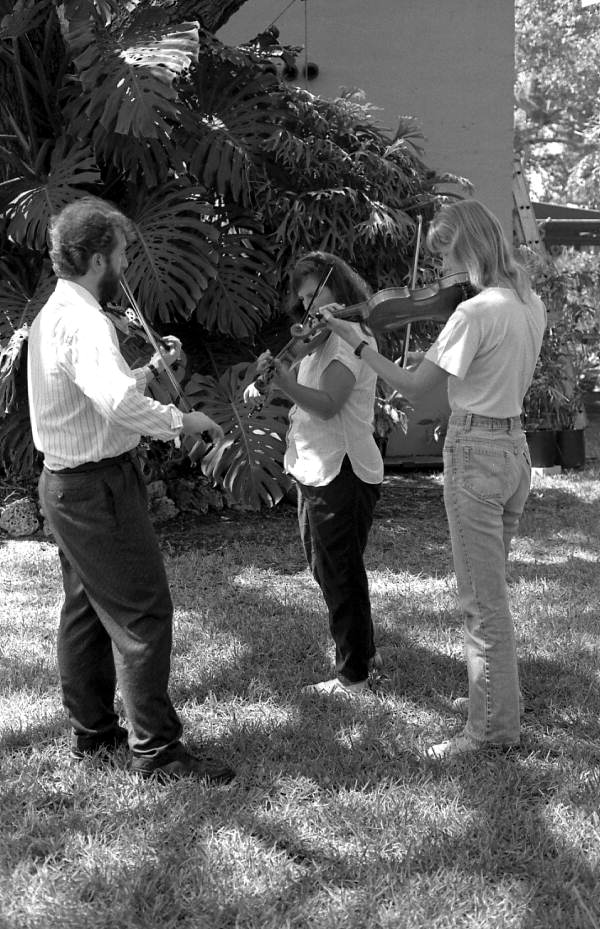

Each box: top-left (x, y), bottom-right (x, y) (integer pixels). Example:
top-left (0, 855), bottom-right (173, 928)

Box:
top-left (552, 307), bottom-right (592, 469)
top-left (373, 383), bottom-right (410, 458)
top-left (521, 250), bottom-right (598, 468)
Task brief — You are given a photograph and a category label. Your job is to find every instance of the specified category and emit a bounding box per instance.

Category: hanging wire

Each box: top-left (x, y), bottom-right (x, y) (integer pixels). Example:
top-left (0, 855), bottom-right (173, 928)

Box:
top-left (268, 0), bottom-right (299, 28)
top-left (303, 0), bottom-right (309, 88)
top-left (266, 0), bottom-right (311, 88)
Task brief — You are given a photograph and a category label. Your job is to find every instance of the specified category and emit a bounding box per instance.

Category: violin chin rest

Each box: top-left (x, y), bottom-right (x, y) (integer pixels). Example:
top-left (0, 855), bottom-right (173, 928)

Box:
top-left (290, 322), bottom-right (309, 338)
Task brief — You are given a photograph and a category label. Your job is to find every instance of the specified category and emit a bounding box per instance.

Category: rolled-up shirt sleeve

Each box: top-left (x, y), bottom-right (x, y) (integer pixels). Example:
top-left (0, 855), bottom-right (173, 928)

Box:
top-left (132, 366), bottom-right (149, 393)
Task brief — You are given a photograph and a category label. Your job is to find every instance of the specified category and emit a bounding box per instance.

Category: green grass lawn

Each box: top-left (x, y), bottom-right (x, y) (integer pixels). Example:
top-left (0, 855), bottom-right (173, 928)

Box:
top-left (1, 422), bottom-right (599, 928)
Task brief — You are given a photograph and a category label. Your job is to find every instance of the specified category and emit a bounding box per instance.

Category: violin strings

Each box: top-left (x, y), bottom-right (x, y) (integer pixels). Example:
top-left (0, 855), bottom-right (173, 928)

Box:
top-left (119, 277), bottom-right (189, 410)
top-left (304, 265), bottom-right (333, 324)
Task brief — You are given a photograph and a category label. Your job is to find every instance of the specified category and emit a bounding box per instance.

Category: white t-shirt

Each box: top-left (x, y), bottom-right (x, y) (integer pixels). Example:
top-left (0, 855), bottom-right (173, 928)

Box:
top-left (285, 326), bottom-right (384, 487)
top-left (425, 286), bottom-right (546, 417)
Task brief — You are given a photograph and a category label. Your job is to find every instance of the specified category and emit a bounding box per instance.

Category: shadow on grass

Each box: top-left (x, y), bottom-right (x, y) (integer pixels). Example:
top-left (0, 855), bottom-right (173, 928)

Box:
top-left (509, 558), bottom-right (600, 586)
top-left (393, 750), bottom-right (600, 927)
top-left (3, 461), bottom-right (598, 925)
top-left (171, 645), bottom-right (600, 926)
top-left (0, 710), bottom-right (68, 751)
top-left (3, 623), bottom-right (600, 927)
top-left (170, 572), bottom-right (600, 745)
top-left (523, 481), bottom-right (600, 524)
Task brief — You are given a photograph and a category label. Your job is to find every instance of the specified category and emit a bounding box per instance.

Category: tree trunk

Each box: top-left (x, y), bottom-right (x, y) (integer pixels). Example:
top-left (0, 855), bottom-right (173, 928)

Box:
top-left (136, 0), bottom-right (252, 33)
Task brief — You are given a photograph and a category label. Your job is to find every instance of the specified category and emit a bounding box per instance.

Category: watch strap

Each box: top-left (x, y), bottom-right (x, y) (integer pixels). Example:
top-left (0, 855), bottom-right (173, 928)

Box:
top-left (354, 340), bottom-right (369, 358)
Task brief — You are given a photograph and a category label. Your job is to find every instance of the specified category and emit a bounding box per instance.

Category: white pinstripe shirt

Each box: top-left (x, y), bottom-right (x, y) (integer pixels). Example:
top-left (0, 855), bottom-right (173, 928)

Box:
top-left (27, 279), bottom-right (184, 470)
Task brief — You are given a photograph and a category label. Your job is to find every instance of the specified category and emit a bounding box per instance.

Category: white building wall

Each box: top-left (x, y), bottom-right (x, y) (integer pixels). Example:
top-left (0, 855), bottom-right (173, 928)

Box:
top-left (219, 0), bottom-right (515, 232)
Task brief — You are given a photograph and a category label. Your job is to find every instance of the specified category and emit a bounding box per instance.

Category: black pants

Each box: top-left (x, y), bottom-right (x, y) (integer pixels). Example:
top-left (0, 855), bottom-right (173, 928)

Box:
top-left (38, 454), bottom-right (182, 760)
top-left (297, 456), bottom-right (381, 684)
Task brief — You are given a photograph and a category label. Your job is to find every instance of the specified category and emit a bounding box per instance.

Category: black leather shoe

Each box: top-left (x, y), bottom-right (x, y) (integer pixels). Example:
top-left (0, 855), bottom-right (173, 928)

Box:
top-left (131, 746), bottom-right (235, 784)
top-left (70, 725), bottom-right (129, 761)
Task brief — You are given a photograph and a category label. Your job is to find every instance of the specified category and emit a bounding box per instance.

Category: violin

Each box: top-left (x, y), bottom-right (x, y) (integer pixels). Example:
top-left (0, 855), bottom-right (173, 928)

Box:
top-left (117, 277), bottom-right (213, 462)
top-left (248, 271), bottom-right (477, 415)
top-left (290, 271), bottom-right (476, 339)
top-left (250, 264), bottom-right (335, 412)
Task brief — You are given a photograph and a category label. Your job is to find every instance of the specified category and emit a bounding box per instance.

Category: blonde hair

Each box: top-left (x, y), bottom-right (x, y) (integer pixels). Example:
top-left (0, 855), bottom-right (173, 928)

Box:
top-left (426, 199), bottom-right (532, 302)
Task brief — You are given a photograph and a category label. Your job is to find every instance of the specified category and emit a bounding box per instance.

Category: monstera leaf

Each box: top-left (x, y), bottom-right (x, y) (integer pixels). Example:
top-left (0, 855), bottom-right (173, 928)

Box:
top-left (0, 401), bottom-right (38, 479)
top-left (65, 10), bottom-right (199, 141)
top-left (126, 182), bottom-right (219, 323)
top-left (184, 363), bottom-right (292, 509)
top-left (187, 65), bottom-right (281, 204)
top-left (0, 258), bottom-right (55, 341)
top-left (196, 219), bottom-right (278, 338)
top-left (0, 325), bottom-right (28, 413)
top-left (0, 0), bottom-right (52, 39)
top-left (1, 139), bottom-right (101, 250)
top-left (92, 131), bottom-right (174, 187)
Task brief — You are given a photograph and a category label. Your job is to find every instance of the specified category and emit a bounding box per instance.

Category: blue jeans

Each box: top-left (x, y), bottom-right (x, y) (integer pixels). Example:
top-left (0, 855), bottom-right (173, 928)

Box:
top-left (443, 412), bottom-right (531, 745)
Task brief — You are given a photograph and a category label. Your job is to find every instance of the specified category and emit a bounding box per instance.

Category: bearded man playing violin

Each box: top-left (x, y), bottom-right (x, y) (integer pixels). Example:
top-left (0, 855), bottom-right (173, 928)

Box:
top-left (245, 251), bottom-right (383, 696)
top-left (27, 196), bottom-right (234, 783)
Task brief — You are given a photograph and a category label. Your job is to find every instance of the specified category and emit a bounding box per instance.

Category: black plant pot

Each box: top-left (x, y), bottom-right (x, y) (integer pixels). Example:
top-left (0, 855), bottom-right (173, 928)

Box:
top-left (556, 429), bottom-right (586, 470)
top-left (526, 430), bottom-right (557, 468)
top-left (374, 435), bottom-right (388, 458)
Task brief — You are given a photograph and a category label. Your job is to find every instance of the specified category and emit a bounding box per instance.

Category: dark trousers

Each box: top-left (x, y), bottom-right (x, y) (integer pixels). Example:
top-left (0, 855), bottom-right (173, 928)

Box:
top-left (38, 454), bottom-right (182, 759)
top-left (297, 456), bottom-right (381, 683)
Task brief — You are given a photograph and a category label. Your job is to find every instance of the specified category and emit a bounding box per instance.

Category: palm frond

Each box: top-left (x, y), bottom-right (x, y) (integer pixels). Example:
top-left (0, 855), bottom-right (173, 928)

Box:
top-left (274, 187), bottom-right (362, 257)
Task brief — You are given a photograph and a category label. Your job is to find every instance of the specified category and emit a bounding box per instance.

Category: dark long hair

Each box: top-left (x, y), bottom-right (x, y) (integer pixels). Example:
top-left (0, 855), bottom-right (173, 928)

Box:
top-left (289, 251), bottom-right (372, 312)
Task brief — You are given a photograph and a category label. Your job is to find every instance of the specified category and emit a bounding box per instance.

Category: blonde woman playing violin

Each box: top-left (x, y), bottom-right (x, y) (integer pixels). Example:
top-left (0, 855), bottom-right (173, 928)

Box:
top-left (322, 200), bottom-right (546, 758)
top-left (244, 252), bottom-right (383, 695)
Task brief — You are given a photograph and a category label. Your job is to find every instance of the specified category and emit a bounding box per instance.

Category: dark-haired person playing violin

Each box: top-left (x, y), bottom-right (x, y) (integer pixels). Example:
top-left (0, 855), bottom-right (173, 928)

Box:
top-left (28, 196), bottom-right (234, 783)
top-left (321, 200), bottom-right (546, 759)
top-left (244, 251), bottom-right (383, 695)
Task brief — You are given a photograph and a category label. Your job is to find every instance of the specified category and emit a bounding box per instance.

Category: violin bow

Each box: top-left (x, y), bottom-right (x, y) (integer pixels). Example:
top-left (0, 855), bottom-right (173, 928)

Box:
top-left (119, 276), bottom-right (191, 414)
top-left (382, 215), bottom-right (423, 409)
top-left (250, 263), bottom-right (334, 416)
top-left (402, 214), bottom-right (423, 368)
top-left (289, 262), bottom-right (334, 351)
top-left (304, 263), bottom-right (334, 320)
top-left (119, 277), bottom-right (215, 460)
top-left (261, 263), bottom-right (334, 378)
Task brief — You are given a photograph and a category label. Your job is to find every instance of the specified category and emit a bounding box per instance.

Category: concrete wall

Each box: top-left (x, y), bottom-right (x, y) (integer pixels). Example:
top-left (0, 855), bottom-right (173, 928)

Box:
top-left (218, 0), bottom-right (515, 232)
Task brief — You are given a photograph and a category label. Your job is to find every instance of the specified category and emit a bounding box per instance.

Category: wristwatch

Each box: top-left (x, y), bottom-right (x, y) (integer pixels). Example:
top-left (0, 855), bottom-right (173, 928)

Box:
top-left (354, 340), bottom-right (369, 358)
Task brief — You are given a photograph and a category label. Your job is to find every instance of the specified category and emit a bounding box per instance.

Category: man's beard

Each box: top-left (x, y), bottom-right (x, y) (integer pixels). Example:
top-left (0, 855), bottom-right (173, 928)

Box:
top-left (98, 265), bottom-right (121, 305)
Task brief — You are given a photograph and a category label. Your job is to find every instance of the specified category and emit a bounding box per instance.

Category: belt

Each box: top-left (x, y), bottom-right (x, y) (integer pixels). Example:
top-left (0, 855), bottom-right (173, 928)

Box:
top-left (46, 451), bottom-right (136, 474)
top-left (450, 412), bottom-right (523, 431)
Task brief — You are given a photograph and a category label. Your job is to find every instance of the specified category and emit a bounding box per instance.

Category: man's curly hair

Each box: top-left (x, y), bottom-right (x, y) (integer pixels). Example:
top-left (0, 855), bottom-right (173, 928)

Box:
top-left (49, 196), bottom-right (135, 279)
